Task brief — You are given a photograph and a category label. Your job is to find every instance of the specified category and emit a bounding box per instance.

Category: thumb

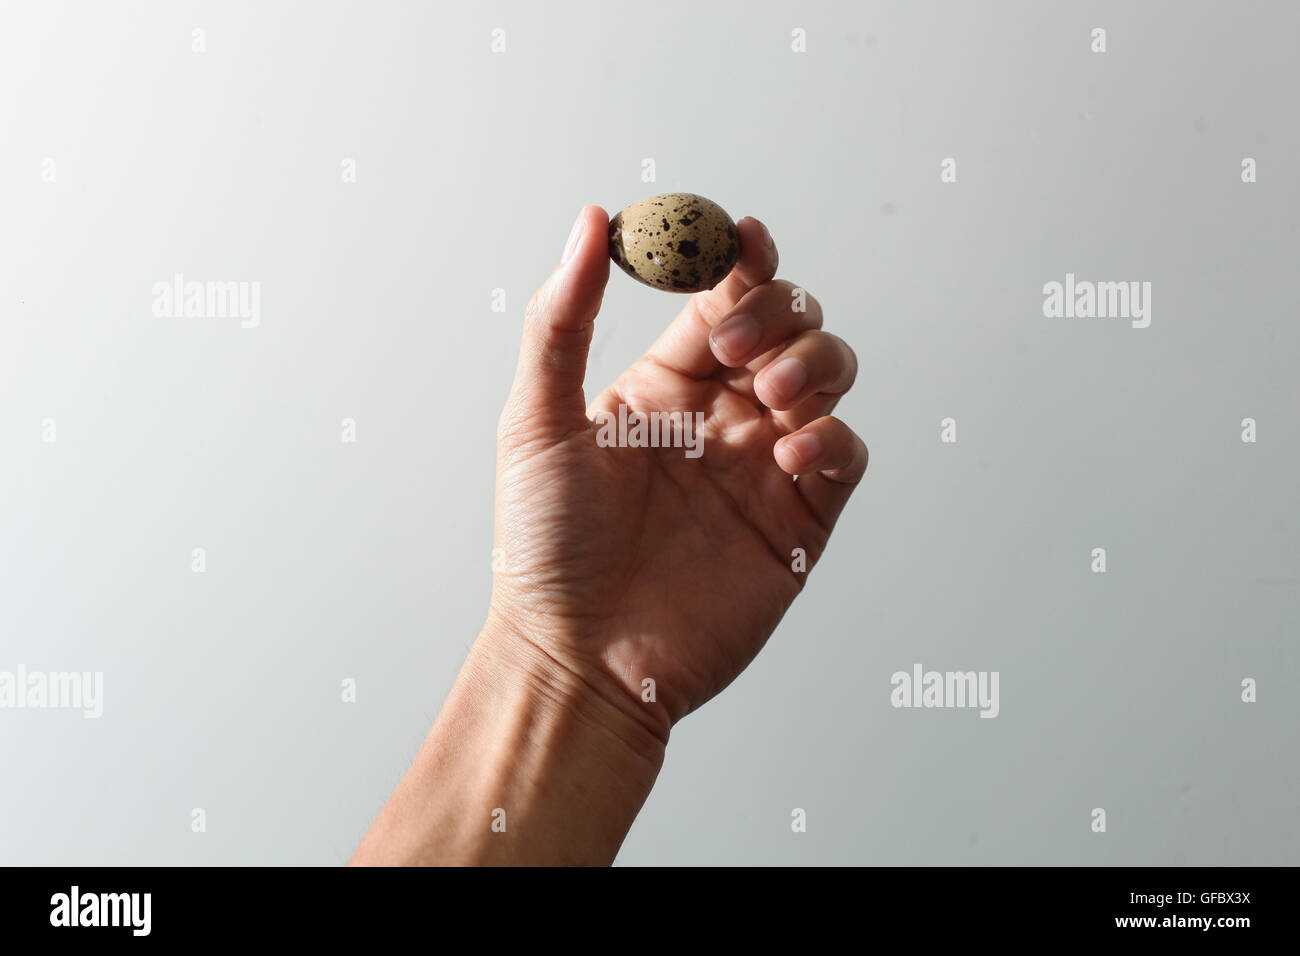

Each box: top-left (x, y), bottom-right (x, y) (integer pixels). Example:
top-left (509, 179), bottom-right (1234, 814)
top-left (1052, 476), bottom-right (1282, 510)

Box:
top-left (509, 205), bottom-right (610, 429)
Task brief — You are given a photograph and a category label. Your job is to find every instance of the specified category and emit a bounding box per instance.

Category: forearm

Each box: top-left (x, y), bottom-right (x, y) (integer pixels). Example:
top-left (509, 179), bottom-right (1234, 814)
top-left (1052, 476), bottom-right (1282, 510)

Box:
top-left (350, 617), bottom-right (666, 866)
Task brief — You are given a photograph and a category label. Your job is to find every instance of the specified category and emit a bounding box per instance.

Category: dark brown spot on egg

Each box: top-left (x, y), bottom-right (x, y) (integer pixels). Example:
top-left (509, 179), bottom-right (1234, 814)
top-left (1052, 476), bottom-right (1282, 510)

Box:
top-left (676, 240), bottom-right (700, 258)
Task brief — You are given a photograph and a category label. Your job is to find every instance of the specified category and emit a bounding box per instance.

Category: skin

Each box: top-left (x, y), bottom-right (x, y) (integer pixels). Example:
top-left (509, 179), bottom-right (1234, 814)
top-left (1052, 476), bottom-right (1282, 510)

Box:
top-left (351, 206), bottom-right (868, 866)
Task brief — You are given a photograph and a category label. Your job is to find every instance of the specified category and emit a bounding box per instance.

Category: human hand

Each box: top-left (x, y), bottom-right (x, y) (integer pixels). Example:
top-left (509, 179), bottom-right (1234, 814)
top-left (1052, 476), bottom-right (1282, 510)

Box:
top-left (489, 205), bottom-right (867, 743)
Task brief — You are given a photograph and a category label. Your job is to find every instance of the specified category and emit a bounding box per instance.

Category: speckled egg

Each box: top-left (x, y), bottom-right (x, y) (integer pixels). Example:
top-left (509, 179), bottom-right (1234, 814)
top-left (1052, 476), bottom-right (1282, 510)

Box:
top-left (609, 193), bottom-right (739, 293)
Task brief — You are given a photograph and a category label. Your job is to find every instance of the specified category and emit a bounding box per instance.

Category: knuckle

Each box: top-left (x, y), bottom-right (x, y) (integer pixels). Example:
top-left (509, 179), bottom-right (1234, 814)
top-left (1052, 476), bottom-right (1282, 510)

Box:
top-left (841, 340), bottom-right (859, 384)
top-left (690, 290), bottom-right (727, 328)
top-left (844, 433), bottom-right (869, 479)
top-left (524, 281), bottom-right (552, 325)
top-left (523, 295), bottom-right (542, 325)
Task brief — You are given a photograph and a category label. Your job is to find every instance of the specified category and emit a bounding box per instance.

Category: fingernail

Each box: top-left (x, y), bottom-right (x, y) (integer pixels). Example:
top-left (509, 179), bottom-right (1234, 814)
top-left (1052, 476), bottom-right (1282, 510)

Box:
top-left (561, 210), bottom-right (585, 266)
top-left (763, 356), bottom-right (808, 402)
top-left (711, 313), bottom-right (761, 360)
top-left (782, 433), bottom-right (822, 468)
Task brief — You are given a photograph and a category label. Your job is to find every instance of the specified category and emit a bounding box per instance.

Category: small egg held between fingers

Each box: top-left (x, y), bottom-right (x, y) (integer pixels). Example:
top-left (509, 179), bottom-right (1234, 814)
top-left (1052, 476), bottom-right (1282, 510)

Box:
top-left (609, 193), bottom-right (739, 293)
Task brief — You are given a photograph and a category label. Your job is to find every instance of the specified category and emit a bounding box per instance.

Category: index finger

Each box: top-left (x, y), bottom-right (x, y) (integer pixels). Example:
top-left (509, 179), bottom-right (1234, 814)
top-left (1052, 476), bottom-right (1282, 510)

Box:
top-left (643, 216), bottom-right (780, 380)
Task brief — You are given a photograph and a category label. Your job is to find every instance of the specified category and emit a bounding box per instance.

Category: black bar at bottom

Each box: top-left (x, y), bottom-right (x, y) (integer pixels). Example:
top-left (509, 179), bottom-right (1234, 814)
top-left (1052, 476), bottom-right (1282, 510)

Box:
top-left (0, 865), bottom-right (1281, 941)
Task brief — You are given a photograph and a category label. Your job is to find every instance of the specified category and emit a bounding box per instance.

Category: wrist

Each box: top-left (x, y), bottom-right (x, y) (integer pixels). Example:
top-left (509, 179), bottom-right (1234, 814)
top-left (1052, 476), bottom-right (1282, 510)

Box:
top-left (478, 605), bottom-right (672, 756)
top-left (351, 613), bottom-right (666, 866)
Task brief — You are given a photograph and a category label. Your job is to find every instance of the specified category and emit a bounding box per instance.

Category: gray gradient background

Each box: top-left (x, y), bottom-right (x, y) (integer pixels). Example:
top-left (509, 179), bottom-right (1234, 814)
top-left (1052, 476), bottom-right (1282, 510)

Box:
top-left (2, 0), bottom-right (1296, 865)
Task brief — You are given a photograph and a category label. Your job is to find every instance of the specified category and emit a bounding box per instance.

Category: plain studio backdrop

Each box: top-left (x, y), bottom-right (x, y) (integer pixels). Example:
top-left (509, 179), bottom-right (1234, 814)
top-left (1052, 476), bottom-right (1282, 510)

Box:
top-left (1, 1), bottom-right (1297, 865)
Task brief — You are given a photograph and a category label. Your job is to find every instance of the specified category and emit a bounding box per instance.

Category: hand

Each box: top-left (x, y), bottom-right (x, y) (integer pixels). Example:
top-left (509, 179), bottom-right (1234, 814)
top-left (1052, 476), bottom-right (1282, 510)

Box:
top-left (491, 205), bottom-right (867, 742)
top-left (352, 206), bottom-right (866, 865)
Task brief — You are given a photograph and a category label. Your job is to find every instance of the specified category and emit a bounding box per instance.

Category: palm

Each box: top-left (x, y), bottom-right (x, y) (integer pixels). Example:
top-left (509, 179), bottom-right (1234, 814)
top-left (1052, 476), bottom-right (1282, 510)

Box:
top-left (494, 357), bottom-right (823, 723)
